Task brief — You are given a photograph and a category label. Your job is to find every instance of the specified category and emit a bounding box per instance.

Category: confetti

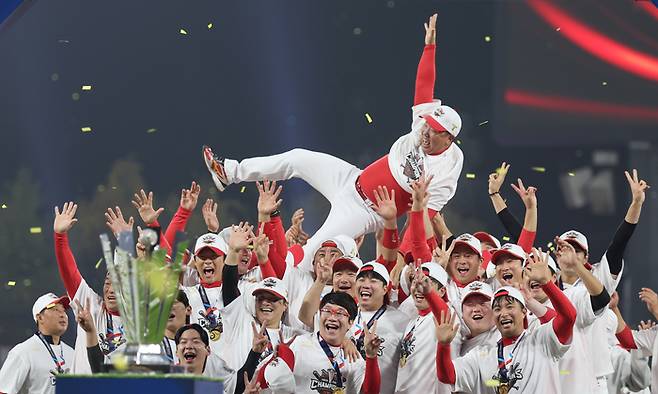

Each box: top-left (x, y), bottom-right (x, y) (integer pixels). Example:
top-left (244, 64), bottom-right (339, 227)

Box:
top-left (502, 236), bottom-right (511, 241)
top-left (478, 120), bottom-right (489, 126)
top-left (485, 379), bottom-right (500, 387)
top-left (111, 186), bottom-right (117, 190)
top-left (81, 127), bottom-right (92, 133)
top-left (95, 258), bottom-right (103, 269)
top-left (1, 204), bottom-right (6, 209)
top-left (365, 113), bottom-right (373, 124)
top-left (30, 227), bottom-right (42, 234)
top-left (7, 281), bottom-right (16, 287)
top-left (602, 81), bottom-right (608, 86)
top-left (560, 370), bottom-right (571, 375)
top-left (568, 172), bottom-right (576, 177)
top-left (179, 28), bottom-right (188, 35)
top-left (456, 139), bottom-right (462, 145)
top-left (240, 186), bottom-right (246, 193)
top-left (82, 85), bottom-right (92, 91)
top-left (484, 35), bottom-right (492, 42)
top-left (531, 167), bottom-right (546, 173)
top-left (547, 242), bottom-right (554, 248)
top-left (207, 23), bottom-right (213, 29)
top-left (147, 128), bottom-right (157, 133)
top-left (466, 173), bottom-right (476, 179)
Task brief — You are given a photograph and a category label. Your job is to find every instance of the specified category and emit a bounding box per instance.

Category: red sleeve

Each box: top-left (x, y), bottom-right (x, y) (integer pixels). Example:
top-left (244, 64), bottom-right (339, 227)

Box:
top-left (426, 236), bottom-right (438, 253)
top-left (427, 290), bottom-right (449, 319)
top-left (616, 326), bottom-right (638, 350)
top-left (376, 255), bottom-right (397, 273)
top-left (361, 357), bottom-right (381, 394)
top-left (537, 307), bottom-right (557, 324)
top-left (163, 207), bottom-right (191, 248)
top-left (410, 211), bottom-right (432, 262)
top-left (265, 216), bottom-right (287, 261)
top-left (259, 259), bottom-right (277, 279)
top-left (543, 281), bottom-right (576, 344)
top-left (54, 233), bottom-right (82, 298)
top-left (414, 44), bottom-right (436, 105)
top-left (436, 343), bottom-right (456, 384)
top-left (289, 244), bottom-right (304, 267)
top-left (517, 228), bottom-right (536, 254)
top-left (381, 228), bottom-right (399, 250)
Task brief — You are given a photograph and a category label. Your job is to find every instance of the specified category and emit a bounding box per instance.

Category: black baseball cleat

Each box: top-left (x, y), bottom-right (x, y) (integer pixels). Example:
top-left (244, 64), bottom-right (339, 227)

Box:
top-left (202, 145), bottom-right (229, 191)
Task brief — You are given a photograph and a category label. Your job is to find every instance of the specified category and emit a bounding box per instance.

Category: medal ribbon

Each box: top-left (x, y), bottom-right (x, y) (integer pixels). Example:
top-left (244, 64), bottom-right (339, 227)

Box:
top-left (162, 337), bottom-right (174, 362)
top-left (317, 332), bottom-right (344, 389)
top-left (36, 332), bottom-right (65, 374)
top-left (496, 332), bottom-right (526, 383)
top-left (198, 285), bottom-right (218, 325)
top-left (354, 305), bottom-right (386, 351)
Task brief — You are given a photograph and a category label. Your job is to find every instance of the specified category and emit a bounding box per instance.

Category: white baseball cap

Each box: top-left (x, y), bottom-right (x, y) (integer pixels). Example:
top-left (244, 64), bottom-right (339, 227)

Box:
top-left (194, 233), bottom-right (228, 256)
top-left (559, 230), bottom-right (589, 253)
top-left (421, 262), bottom-right (449, 287)
top-left (252, 277), bottom-right (288, 302)
top-left (420, 103), bottom-right (463, 138)
top-left (333, 256), bottom-right (364, 273)
top-left (490, 243), bottom-right (527, 266)
top-left (492, 286), bottom-right (526, 308)
top-left (452, 233), bottom-right (483, 258)
top-left (358, 261), bottom-right (390, 286)
top-left (32, 293), bottom-right (70, 321)
top-left (473, 232), bottom-right (502, 249)
top-left (461, 281), bottom-right (494, 306)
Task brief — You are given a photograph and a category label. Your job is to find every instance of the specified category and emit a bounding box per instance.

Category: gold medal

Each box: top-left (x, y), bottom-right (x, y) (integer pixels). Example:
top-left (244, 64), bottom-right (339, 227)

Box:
top-left (209, 328), bottom-right (221, 341)
top-left (497, 382), bottom-right (509, 394)
top-left (333, 388), bottom-right (345, 394)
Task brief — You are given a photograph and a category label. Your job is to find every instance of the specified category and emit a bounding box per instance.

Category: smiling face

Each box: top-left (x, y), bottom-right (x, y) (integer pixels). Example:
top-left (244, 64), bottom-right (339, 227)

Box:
top-left (37, 303), bottom-right (68, 337)
top-left (410, 277), bottom-right (445, 310)
top-left (356, 273), bottom-right (387, 311)
top-left (525, 271), bottom-right (557, 303)
top-left (332, 269), bottom-right (357, 298)
top-left (176, 329), bottom-right (210, 374)
top-left (319, 303), bottom-right (353, 346)
top-left (462, 294), bottom-right (494, 337)
top-left (103, 274), bottom-right (118, 312)
top-left (420, 123), bottom-right (454, 155)
top-left (495, 256), bottom-right (524, 287)
top-left (193, 248), bottom-right (225, 283)
top-left (166, 300), bottom-right (191, 336)
top-left (237, 248), bottom-right (252, 275)
top-left (313, 247), bottom-right (343, 270)
top-left (449, 245), bottom-right (482, 284)
top-left (254, 291), bottom-right (287, 326)
top-left (492, 296), bottom-right (526, 338)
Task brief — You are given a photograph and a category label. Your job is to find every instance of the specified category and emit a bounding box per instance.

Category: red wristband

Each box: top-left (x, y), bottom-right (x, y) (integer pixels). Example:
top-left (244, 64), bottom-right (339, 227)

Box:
top-left (382, 228), bottom-right (399, 250)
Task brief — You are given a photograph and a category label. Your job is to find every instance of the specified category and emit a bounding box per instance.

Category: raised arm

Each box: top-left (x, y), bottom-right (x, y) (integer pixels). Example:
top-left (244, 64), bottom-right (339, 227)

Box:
top-left (223, 223), bottom-right (255, 306)
top-left (510, 179), bottom-right (537, 253)
top-left (409, 176), bottom-right (434, 262)
top-left (53, 202), bottom-right (83, 298)
top-left (163, 181), bottom-right (200, 246)
top-left (256, 180), bottom-right (287, 278)
top-left (298, 257), bottom-right (332, 329)
top-left (556, 239), bottom-right (610, 312)
top-left (131, 189), bottom-right (171, 253)
top-left (372, 186), bottom-right (399, 270)
top-left (488, 163), bottom-right (523, 239)
top-left (414, 14), bottom-right (437, 105)
top-left (435, 310), bottom-right (459, 385)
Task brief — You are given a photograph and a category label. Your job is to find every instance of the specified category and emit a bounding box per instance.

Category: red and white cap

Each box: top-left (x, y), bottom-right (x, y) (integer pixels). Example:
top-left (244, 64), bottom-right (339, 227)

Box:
top-left (473, 232), bottom-right (501, 249)
top-left (358, 261), bottom-right (390, 286)
top-left (420, 262), bottom-right (449, 287)
top-left (194, 233), bottom-right (228, 256)
top-left (559, 230), bottom-right (589, 253)
top-left (252, 277), bottom-right (288, 302)
top-left (490, 243), bottom-right (527, 265)
top-left (32, 293), bottom-right (70, 321)
top-left (492, 286), bottom-right (526, 309)
top-left (452, 233), bottom-right (483, 258)
top-left (421, 104), bottom-right (463, 137)
top-left (461, 281), bottom-right (494, 306)
top-left (332, 256), bottom-right (364, 273)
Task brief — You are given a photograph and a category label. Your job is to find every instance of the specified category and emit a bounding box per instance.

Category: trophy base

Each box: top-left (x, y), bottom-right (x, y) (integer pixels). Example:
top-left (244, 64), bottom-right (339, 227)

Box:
top-left (105, 343), bottom-right (174, 373)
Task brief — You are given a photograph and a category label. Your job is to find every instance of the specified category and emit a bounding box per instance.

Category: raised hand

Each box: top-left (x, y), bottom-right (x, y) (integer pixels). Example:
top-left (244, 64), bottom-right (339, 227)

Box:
top-left (228, 222), bottom-right (255, 252)
top-left (432, 236), bottom-right (454, 269)
top-left (363, 321), bottom-right (383, 359)
top-left (105, 206), bottom-right (134, 238)
top-left (412, 266), bottom-right (434, 295)
top-left (410, 174), bottom-right (433, 212)
top-left (74, 299), bottom-right (96, 333)
top-left (342, 338), bottom-right (361, 363)
top-left (291, 208), bottom-right (304, 228)
top-left (131, 189), bottom-right (164, 225)
top-left (372, 186), bottom-right (397, 222)
top-left (609, 291), bottom-right (619, 310)
top-left (54, 202), bottom-right (79, 234)
top-left (202, 198), bottom-right (220, 233)
top-left (554, 238), bottom-right (578, 271)
top-left (257, 180), bottom-right (283, 216)
top-left (180, 181), bottom-right (201, 211)
top-left (524, 248), bottom-right (551, 285)
top-left (315, 256), bottom-right (334, 284)
top-left (252, 232), bottom-right (271, 264)
top-left (639, 287), bottom-right (658, 318)
top-left (251, 321), bottom-right (270, 353)
top-left (488, 162), bottom-right (510, 195)
top-left (424, 13), bottom-right (437, 45)
top-left (625, 169), bottom-right (650, 205)
top-left (510, 178), bottom-right (537, 209)
top-left (639, 320), bottom-right (657, 331)
top-left (242, 371), bottom-right (261, 394)
top-left (434, 310), bottom-right (459, 344)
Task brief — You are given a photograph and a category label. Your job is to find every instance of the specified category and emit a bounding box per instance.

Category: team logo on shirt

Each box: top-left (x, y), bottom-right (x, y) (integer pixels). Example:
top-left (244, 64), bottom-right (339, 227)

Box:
top-left (401, 151), bottom-right (424, 183)
top-left (98, 332), bottom-right (126, 355)
top-left (309, 369), bottom-right (347, 393)
top-left (398, 331), bottom-right (416, 368)
top-left (197, 309), bottom-right (223, 341)
top-left (493, 362), bottom-right (524, 393)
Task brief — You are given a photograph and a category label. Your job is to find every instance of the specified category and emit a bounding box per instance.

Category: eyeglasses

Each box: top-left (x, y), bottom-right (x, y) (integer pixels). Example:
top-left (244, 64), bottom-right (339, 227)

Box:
top-left (320, 307), bottom-right (351, 319)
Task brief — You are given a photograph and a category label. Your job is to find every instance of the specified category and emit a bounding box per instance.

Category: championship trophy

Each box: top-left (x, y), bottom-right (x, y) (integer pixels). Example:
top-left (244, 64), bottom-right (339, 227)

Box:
top-left (99, 227), bottom-right (188, 373)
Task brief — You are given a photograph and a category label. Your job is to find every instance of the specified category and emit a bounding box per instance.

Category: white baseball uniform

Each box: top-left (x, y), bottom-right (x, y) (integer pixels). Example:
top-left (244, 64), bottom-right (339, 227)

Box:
top-left (628, 325), bottom-right (658, 392)
top-left (607, 345), bottom-right (651, 394)
top-left (182, 283), bottom-right (225, 353)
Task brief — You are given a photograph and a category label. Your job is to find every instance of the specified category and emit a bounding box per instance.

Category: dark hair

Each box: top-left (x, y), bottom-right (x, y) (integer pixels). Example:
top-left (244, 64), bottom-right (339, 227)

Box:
top-left (356, 270), bottom-right (387, 286)
top-left (176, 290), bottom-right (190, 307)
top-left (492, 295), bottom-right (524, 310)
top-left (174, 324), bottom-right (209, 346)
top-left (320, 291), bottom-right (358, 321)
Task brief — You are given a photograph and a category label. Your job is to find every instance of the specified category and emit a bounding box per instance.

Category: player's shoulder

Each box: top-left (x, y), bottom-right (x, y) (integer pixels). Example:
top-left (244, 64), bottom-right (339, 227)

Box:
top-left (384, 306), bottom-right (413, 328)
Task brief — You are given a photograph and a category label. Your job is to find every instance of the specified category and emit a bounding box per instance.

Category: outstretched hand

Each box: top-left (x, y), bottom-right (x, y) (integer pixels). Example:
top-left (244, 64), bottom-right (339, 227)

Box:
top-left (434, 310), bottom-right (459, 344)
top-left (488, 162), bottom-right (510, 195)
top-left (105, 206), bottom-right (134, 238)
top-left (372, 186), bottom-right (397, 222)
top-left (202, 198), bottom-right (220, 233)
top-left (54, 202), bottom-right (79, 234)
top-left (625, 169), bottom-right (650, 205)
top-left (410, 174), bottom-right (433, 212)
top-left (180, 181), bottom-right (201, 211)
top-left (257, 180), bottom-right (283, 216)
top-left (424, 13), bottom-right (437, 45)
top-left (228, 222), bottom-right (255, 252)
top-left (432, 236), bottom-right (454, 269)
top-left (524, 248), bottom-right (551, 285)
top-left (510, 178), bottom-right (537, 210)
top-left (131, 189), bottom-right (164, 225)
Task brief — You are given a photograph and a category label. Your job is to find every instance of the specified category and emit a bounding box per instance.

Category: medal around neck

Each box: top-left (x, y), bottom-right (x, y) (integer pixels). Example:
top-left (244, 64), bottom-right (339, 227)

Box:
top-left (100, 229), bottom-right (188, 372)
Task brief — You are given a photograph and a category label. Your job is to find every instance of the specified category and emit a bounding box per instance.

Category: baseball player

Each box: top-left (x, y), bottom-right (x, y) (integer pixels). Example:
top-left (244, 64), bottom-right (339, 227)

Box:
top-left (456, 281), bottom-right (499, 356)
top-left (203, 13), bottom-right (463, 274)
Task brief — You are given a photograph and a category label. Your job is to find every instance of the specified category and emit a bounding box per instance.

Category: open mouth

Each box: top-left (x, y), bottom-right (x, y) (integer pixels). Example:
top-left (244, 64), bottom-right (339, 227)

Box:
top-left (529, 281), bottom-right (541, 290)
top-left (471, 313), bottom-right (483, 321)
top-left (202, 267), bottom-right (215, 279)
top-left (168, 312), bottom-right (176, 320)
top-left (324, 321), bottom-right (340, 334)
top-left (414, 293), bottom-right (426, 302)
top-left (183, 351), bottom-right (197, 362)
top-left (259, 306), bottom-right (273, 313)
top-left (502, 272), bottom-right (513, 282)
top-left (337, 284), bottom-right (352, 292)
top-left (241, 256), bottom-right (250, 264)
top-left (457, 267), bottom-right (470, 276)
top-left (359, 290), bottom-right (372, 301)
top-left (107, 295), bottom-right (116, 301)
top-left (499, 318), bottom-right (513, 329)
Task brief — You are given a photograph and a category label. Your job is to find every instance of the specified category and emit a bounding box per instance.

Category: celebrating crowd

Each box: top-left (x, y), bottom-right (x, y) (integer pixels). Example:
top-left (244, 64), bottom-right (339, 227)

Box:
top-left (0, 12), bottom-right (656, 394)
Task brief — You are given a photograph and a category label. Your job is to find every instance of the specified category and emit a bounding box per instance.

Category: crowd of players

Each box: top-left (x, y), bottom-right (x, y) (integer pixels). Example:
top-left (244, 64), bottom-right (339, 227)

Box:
top-left (1, 12), bottom-right (657, 394)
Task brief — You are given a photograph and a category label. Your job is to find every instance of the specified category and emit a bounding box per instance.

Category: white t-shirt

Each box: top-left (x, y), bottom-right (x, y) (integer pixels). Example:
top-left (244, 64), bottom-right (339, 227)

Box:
top-left (203, 352), bottom-right (237, 393)
top-left (259, 332), bottom-right (367, 394)
top-left (0, 335), bottom-right (74, 394)
top-left (281, 265), bottom-right (318, 331)
top-left (182, 284), bottom-right (225, 353)
top-left (630, 325), bottom-right (658, 392)
top-left (450, 323), bottom-right (570, 393)
top-left (387, 102), bottom-right (463, 213)
top-left (607, 345), bottom-right (651, 394)
top-left (348, 306), bottom-right (410, 394)
top-left (457, 327), bottom-right (500, 357)
top-left (71, 279), bottom-right (124, 373)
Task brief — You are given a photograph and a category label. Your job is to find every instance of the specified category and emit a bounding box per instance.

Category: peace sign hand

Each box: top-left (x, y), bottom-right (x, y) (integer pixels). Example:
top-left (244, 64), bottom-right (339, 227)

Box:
top-left (251, 320), bottom-right (270, 353)
top-left (432, 236), bottom-right (454, 269)
top-left (363, 320), bottom-right (383, 358)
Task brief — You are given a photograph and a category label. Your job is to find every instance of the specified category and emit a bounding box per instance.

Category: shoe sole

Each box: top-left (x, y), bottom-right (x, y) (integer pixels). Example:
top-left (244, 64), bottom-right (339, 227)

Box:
top-left (202, 145), bottom-right (228, 191)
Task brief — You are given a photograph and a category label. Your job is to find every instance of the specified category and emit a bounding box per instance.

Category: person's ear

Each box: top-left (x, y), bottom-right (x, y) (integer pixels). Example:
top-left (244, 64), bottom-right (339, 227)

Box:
top-left (185, 306), bottom-right (192, 317)
top-left (438, 287), bottom-right (447, 297)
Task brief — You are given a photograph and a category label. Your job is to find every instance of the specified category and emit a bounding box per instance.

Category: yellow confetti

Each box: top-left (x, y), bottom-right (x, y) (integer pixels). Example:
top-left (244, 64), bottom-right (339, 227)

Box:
top-left (7, 281), bottom-right (16, 287)
top-left (112, 354), bottom-right (128, 371)
top-left (147, 128), bottom-right (157, 133)
top-left (484, 35), bottom-right (492, 42)
top-left (547, 242), bottom-right (554, 248)
top-left (179, 28), bottom-right (188, 35)
top-left (478, 120), bottom-right (489, 126)
top-left (365, 113), bottom-right (373, 124)
top-left (485, 379), bottom-right (500, 387)
top-left (502, 236), bottom-right (511, 241)
top-left (602, 81), bottom-right (608, 86)
top-left (560, 370), bottom-right (571, 375)
top-left (531, 166), bottom-right (546, 173)
top-left (466, 173), bottom-right (476, 179)
top-left (240, 186), bottom-right (246, 193)
top-left (30, 227), bottom-right (42, 234)
top-left (568, 172), bottom-right (575, 177)
top-left (1, 204), bottom-right (6, 209)
top-left (111, 186), bottom-right (117, 190)
top-left (456, 139), bottom-right (462, 145)
top-left (81, 127), bottom-right (92, 133)
top-left (82, 85), bottom-right (92, 91)
top-left (96, 258), bottom-right (103, 269)
top-left (207, 23), bottom-right (213, 29)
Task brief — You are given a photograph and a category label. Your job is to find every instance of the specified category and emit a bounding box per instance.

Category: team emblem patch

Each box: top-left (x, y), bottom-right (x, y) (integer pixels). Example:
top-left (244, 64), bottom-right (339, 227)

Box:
top-left (309, 368), bottom-right (346, 393)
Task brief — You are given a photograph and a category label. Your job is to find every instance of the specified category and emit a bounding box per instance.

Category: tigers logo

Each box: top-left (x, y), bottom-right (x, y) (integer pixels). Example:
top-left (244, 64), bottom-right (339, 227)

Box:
top-left (398, 332), bottom-right (416, 368)
top-left (98, 332), bottom-right (126, 355)
top-left (493, 362), bottom-right (524, 393)
top-left (262, 278), bottom-right (277, 288)
top-left (198, 309), bottom-right (223, 341)
top-left (467, 282), bottom-right (483, 292)
top-left (401, 151), bottom-right (424, 183)
top-left (201, 234), bottom-right (216, 244)
top-left (309, 368), bottom-right (346, 393)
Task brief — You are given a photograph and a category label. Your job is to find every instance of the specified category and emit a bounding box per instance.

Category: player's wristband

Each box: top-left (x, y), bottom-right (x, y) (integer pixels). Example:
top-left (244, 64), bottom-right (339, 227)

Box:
top-left (270, 210), bottom-right (281, 218)
top-left (382, 228), bottom-right (399, 250)
top-left (488, 192), bottom-right (500, 197)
